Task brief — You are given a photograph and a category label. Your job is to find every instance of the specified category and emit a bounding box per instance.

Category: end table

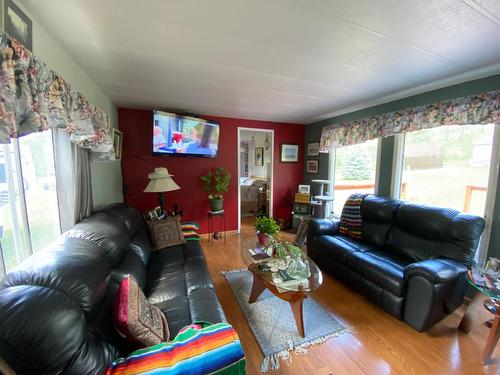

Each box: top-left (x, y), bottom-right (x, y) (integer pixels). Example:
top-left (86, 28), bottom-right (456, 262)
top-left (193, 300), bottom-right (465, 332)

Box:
top-left (459, 270), bottom-right (500, 365)
top-left (208, 210), bottom-right (226, 244)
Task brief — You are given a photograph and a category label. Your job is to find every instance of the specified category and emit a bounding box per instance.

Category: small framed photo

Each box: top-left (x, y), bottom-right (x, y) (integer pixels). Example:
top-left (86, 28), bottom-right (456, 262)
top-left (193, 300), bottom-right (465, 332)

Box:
top-left (280, 144), bottom-right (299, 163)
top-left (306, 160), bottom-right (319, 174)
top-left (112, 128), bottom-right (123, 160)
top-left (298, 184), bottom-right (310, 194)
top-left (255, 147), bottom-right (264, 166)
top-left (307, 142), bottom-right (319, 156)
top-left (4, 0), bottom-right (32, 51)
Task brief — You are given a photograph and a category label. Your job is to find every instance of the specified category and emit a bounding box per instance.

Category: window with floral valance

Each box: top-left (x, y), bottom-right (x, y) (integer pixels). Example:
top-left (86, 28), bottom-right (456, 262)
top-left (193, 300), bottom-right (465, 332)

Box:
top-left (319, 90), bottom-right (500, 152)
top-left (0, 31), bottom-right (114, 160)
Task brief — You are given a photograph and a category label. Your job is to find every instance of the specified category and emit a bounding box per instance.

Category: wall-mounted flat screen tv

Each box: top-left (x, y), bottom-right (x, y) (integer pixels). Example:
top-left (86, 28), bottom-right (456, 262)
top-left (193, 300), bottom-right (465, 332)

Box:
top-left (152, 111), bottom-right (219, 158)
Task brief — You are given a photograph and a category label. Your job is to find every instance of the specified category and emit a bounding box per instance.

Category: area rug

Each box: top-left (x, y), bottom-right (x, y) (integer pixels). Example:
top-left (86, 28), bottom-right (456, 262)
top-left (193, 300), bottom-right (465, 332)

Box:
top-left (222, 269), bottom-right (348, 372)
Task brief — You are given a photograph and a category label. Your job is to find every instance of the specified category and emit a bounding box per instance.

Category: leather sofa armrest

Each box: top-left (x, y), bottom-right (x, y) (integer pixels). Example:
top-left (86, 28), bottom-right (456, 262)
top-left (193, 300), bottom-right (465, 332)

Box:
top-left (307, 219), bottom-right (340, 260)
top-left (404, 258), bottom-right (467, 284)
top-left (308, 219), bottom-right (340, 238)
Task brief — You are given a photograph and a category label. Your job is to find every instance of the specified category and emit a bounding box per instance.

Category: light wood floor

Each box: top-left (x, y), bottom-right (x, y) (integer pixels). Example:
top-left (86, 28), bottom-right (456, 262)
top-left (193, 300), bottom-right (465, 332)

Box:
top-left (201, 217), bottom-right (499, 375)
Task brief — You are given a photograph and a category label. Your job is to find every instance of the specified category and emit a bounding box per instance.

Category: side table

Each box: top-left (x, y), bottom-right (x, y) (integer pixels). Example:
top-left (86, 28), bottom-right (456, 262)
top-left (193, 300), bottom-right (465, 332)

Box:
top-left (459, 271), bottom-right (500, 365)
top-left (208, 210), bottom-right (226, 244)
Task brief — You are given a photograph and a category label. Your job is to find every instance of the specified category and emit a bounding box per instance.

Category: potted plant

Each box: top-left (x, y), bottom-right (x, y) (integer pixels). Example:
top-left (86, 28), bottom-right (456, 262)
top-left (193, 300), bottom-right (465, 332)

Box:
top-left (255, 216), bottom-right (280, 246)
top-left (200, 167), bottom-right (231, 212)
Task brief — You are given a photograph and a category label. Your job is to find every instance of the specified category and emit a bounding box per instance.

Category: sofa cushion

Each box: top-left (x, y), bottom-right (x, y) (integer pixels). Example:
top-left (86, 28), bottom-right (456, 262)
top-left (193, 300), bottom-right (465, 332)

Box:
top-left (64, 212), bottom-right (130, 266)
top-left (313, 235), bottom-right (377, 264)
top-left (385, 204), bottom-right (484, 264)
top-left (155, 295), bottom-right (191, 337)
top-left (361, 195), bottom-right (402, 248)
top-left (98, 203), bottom-right (143, 237)
top-left (113, 276), bottom-right (169, 346)
top-left (348, 251), bottom-right (411, 297)
top-left (129, 226), bottom-right (153, 267)
top-left (110, 250), bottom-right (147, 290)
top-left (188, 288), bottom-right (227, 325)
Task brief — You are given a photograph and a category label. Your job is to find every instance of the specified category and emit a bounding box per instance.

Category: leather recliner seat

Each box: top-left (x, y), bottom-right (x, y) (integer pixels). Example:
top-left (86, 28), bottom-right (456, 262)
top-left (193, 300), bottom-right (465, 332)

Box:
top-left (307, 195), bottom-right (485, 331)
top-left (0, 204), bottom-right (226, 374)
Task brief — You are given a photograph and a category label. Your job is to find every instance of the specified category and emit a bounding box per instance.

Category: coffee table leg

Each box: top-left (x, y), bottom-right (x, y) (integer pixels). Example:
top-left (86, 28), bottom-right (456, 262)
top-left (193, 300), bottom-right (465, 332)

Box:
top-left (248, 274), bottom-right (266, 303)
top-left (290, 298), bottom-right (305, 337)
top-left (481, 306), bottom-right (500, 365)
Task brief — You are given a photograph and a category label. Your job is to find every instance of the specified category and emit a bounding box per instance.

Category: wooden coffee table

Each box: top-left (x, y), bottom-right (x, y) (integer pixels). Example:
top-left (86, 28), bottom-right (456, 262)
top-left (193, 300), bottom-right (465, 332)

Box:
top-left (242, 247), bottom-right (323, 337)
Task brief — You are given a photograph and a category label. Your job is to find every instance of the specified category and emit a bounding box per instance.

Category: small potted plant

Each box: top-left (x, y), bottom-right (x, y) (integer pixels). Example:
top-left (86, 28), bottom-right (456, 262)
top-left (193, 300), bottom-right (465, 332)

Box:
top-left (200, 167), bottom-right (231, 212)
top-left (255, 216), bottom-right (280, 246)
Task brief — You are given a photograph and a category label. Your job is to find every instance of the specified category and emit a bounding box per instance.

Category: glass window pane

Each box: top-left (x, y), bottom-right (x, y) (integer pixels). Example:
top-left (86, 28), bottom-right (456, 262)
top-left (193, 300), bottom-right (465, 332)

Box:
top-left (333, 139), bottom-right (378, 214)
top-left (0, 144), bottom-right (31, 271)
top-left (400, 124), bottom-right (494, 215)
top-left (18, 131), bottom-right (61, 252)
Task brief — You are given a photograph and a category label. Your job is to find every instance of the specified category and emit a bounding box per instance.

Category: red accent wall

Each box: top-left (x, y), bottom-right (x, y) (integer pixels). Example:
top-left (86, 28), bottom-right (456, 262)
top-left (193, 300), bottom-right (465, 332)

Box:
top-left (118, 108), bottom-right (305, 234)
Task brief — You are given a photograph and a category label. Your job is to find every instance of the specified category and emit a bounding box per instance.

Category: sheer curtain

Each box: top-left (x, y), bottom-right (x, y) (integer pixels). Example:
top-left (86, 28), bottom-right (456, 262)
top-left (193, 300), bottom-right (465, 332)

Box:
top-left (53, 131), bottom-right (93, 231)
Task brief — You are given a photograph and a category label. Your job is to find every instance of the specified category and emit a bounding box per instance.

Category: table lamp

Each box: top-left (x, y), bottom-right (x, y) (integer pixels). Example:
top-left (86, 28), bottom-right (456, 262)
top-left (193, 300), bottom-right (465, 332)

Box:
top-left (144, 167), bottom-right (180, 214)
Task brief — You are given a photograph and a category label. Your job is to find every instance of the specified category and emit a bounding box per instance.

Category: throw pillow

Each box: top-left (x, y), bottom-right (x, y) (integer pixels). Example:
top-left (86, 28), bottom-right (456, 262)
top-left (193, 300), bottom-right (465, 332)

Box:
top-left (148, 215), bottom-right (185, 250)
top-left (106, 322), bottom-right (245, 375)
top-left (113, 275), bottom-right (169, 346)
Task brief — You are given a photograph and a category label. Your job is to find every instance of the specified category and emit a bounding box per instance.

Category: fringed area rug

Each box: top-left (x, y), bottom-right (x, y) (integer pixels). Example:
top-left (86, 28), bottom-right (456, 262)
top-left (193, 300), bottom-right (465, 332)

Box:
top-left (222, 269), bottom-right (348, 372)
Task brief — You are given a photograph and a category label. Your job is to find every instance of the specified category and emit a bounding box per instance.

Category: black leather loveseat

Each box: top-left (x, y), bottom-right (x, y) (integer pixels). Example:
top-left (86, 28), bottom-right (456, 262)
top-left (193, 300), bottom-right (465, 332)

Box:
top-left (0, 203), bottom-right (226, 374)
top-left (307, 195), bottom-right (485, 331)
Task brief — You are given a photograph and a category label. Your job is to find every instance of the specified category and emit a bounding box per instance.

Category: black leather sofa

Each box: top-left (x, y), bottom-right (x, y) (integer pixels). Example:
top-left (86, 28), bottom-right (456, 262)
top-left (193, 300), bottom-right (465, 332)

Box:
top-left (307, 195), bottom-right (485, 331)
top-left (0, 203), bottom-right (226, 374)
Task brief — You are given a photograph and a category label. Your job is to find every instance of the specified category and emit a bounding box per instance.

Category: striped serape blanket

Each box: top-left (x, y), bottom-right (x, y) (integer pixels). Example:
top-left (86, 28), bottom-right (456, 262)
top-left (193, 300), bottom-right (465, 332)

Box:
top-left (338, 193), bottom-right (367, 239)
top-left (106, 322), bottom-right (245, 374)
top-left (181, 222), bottom-right (200, 241)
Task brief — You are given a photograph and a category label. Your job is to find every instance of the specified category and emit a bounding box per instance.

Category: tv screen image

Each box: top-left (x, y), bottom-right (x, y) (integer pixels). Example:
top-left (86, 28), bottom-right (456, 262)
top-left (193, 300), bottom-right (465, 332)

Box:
top-left (153, 111), bottom-right (220, 158)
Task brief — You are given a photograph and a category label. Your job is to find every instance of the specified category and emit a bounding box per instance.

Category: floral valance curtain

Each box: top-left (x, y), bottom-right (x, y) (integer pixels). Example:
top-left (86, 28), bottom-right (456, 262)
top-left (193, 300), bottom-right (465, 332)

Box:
top-left (0, 31), bottom-right (114, 159)
top-left (319, 90), bottom-right (500, 152)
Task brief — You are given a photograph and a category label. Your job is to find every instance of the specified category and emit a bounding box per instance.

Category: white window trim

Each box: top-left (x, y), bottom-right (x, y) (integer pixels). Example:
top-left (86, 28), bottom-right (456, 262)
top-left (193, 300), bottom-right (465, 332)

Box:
top-left (374, 138), bottom-right (382, 196)
top-left (477, 124), bottom-right (500, 261)
top-left (390, 134), bottom-right (405, 199)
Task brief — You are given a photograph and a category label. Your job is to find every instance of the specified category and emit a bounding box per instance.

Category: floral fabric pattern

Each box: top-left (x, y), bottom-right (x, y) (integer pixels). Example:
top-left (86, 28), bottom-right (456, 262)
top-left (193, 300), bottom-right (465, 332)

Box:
top-left (320, 90), bottom-right (500, 152)
top-left (0, 31), bottom-right (114, 159)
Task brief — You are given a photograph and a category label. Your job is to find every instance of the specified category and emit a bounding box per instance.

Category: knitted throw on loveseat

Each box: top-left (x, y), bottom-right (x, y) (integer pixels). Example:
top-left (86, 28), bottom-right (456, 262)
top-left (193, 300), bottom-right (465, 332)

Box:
top-left (339, 193), bottom-right (367, 239)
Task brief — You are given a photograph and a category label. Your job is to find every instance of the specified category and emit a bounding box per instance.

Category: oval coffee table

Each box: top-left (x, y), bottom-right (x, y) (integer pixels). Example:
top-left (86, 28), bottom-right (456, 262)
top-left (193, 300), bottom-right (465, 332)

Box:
top-left (242, 246), bottom-right (323, 337)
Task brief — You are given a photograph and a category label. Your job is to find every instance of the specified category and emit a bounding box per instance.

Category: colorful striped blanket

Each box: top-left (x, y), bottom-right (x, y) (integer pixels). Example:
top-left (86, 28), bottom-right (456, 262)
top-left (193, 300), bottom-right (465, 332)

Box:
top-left (181, 222), bottom-right (200, 241)
top-left (339, 193), bottom-right (367, 239)
top-left (106, 322), bottom-right (245, 375)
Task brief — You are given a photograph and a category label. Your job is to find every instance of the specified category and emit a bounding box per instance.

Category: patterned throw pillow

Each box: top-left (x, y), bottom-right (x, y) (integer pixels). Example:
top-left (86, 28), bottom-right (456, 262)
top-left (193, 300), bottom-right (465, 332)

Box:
top-left (113, 276), bottom-right (169, 346)
top-left (147, 215), bottom-right (185, 250)
top-left (106, 322), bottom-right (245, 375)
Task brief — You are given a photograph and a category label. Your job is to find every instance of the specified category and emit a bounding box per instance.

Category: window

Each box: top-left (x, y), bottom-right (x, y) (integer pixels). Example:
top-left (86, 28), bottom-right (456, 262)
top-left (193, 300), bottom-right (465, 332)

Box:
top-left (399, 124), bottom-right (495, 216)
top-left (0, 131), bottom-right (61, 271)
top-left (331, 139), bottom-right (379, 214)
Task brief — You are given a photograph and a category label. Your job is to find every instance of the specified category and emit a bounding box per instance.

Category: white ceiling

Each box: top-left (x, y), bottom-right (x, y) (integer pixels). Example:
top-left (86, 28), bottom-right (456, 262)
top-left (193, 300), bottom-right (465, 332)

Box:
top-left (22, 0), bottom-right (500, 124)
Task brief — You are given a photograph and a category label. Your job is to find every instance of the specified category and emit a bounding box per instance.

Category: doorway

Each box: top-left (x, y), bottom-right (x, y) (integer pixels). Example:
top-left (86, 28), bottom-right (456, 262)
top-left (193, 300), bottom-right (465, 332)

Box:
top-left (237, 128), bottom-right (274, 233)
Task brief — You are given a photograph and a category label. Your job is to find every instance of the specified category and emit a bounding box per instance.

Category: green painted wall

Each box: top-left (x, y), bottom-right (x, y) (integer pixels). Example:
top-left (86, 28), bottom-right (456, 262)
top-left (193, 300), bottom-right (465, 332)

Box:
top-left (305, 74), bottom-right (500, 256)
top-left (11, 0), bottom-right (123, 209)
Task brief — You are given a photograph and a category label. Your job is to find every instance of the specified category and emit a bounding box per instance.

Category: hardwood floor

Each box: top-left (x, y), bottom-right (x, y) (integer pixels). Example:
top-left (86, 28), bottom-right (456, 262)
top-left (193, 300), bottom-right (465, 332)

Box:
top-left (201, 217), bottom-right (499, 374)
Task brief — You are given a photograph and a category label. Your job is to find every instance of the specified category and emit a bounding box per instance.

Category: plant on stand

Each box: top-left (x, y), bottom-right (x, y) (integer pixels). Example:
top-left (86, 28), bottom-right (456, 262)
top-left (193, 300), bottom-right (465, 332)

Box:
top-left (200, 167), bottom-right (231, 212)
top-left (254, 216), bottom-right (280, 246)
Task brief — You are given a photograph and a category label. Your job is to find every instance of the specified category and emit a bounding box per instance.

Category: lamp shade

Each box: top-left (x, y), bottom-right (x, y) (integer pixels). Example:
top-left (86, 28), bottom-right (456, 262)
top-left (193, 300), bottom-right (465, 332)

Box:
top-left (144, 167), bottom-right (180, 193)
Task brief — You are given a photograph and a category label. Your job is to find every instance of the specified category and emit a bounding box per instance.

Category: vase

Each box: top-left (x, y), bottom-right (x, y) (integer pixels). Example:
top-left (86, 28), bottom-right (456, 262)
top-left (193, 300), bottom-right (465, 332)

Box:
top-left (257, 232), bottom-right (269, 246)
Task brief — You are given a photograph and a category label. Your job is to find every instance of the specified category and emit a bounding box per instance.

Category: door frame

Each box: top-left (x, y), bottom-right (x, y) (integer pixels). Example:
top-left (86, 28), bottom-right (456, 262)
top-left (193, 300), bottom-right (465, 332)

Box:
top-left (237, 127), bottom-right (274, 233)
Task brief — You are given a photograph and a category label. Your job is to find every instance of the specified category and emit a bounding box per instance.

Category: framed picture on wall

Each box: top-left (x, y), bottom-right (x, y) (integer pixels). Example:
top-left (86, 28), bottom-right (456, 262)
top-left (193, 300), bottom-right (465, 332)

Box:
top-left (112, 128), bottom-right (123, 160)
top-left (255, 147), bottom-right (264, 166)
top-left (4, 0), bottom-right (32, 51)
top-left (307, 142), bottom-right (320, 156)
top-left (280, 144), bottom-right (299, 162)
top-left (306, 160), bottom-right (319, 174)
